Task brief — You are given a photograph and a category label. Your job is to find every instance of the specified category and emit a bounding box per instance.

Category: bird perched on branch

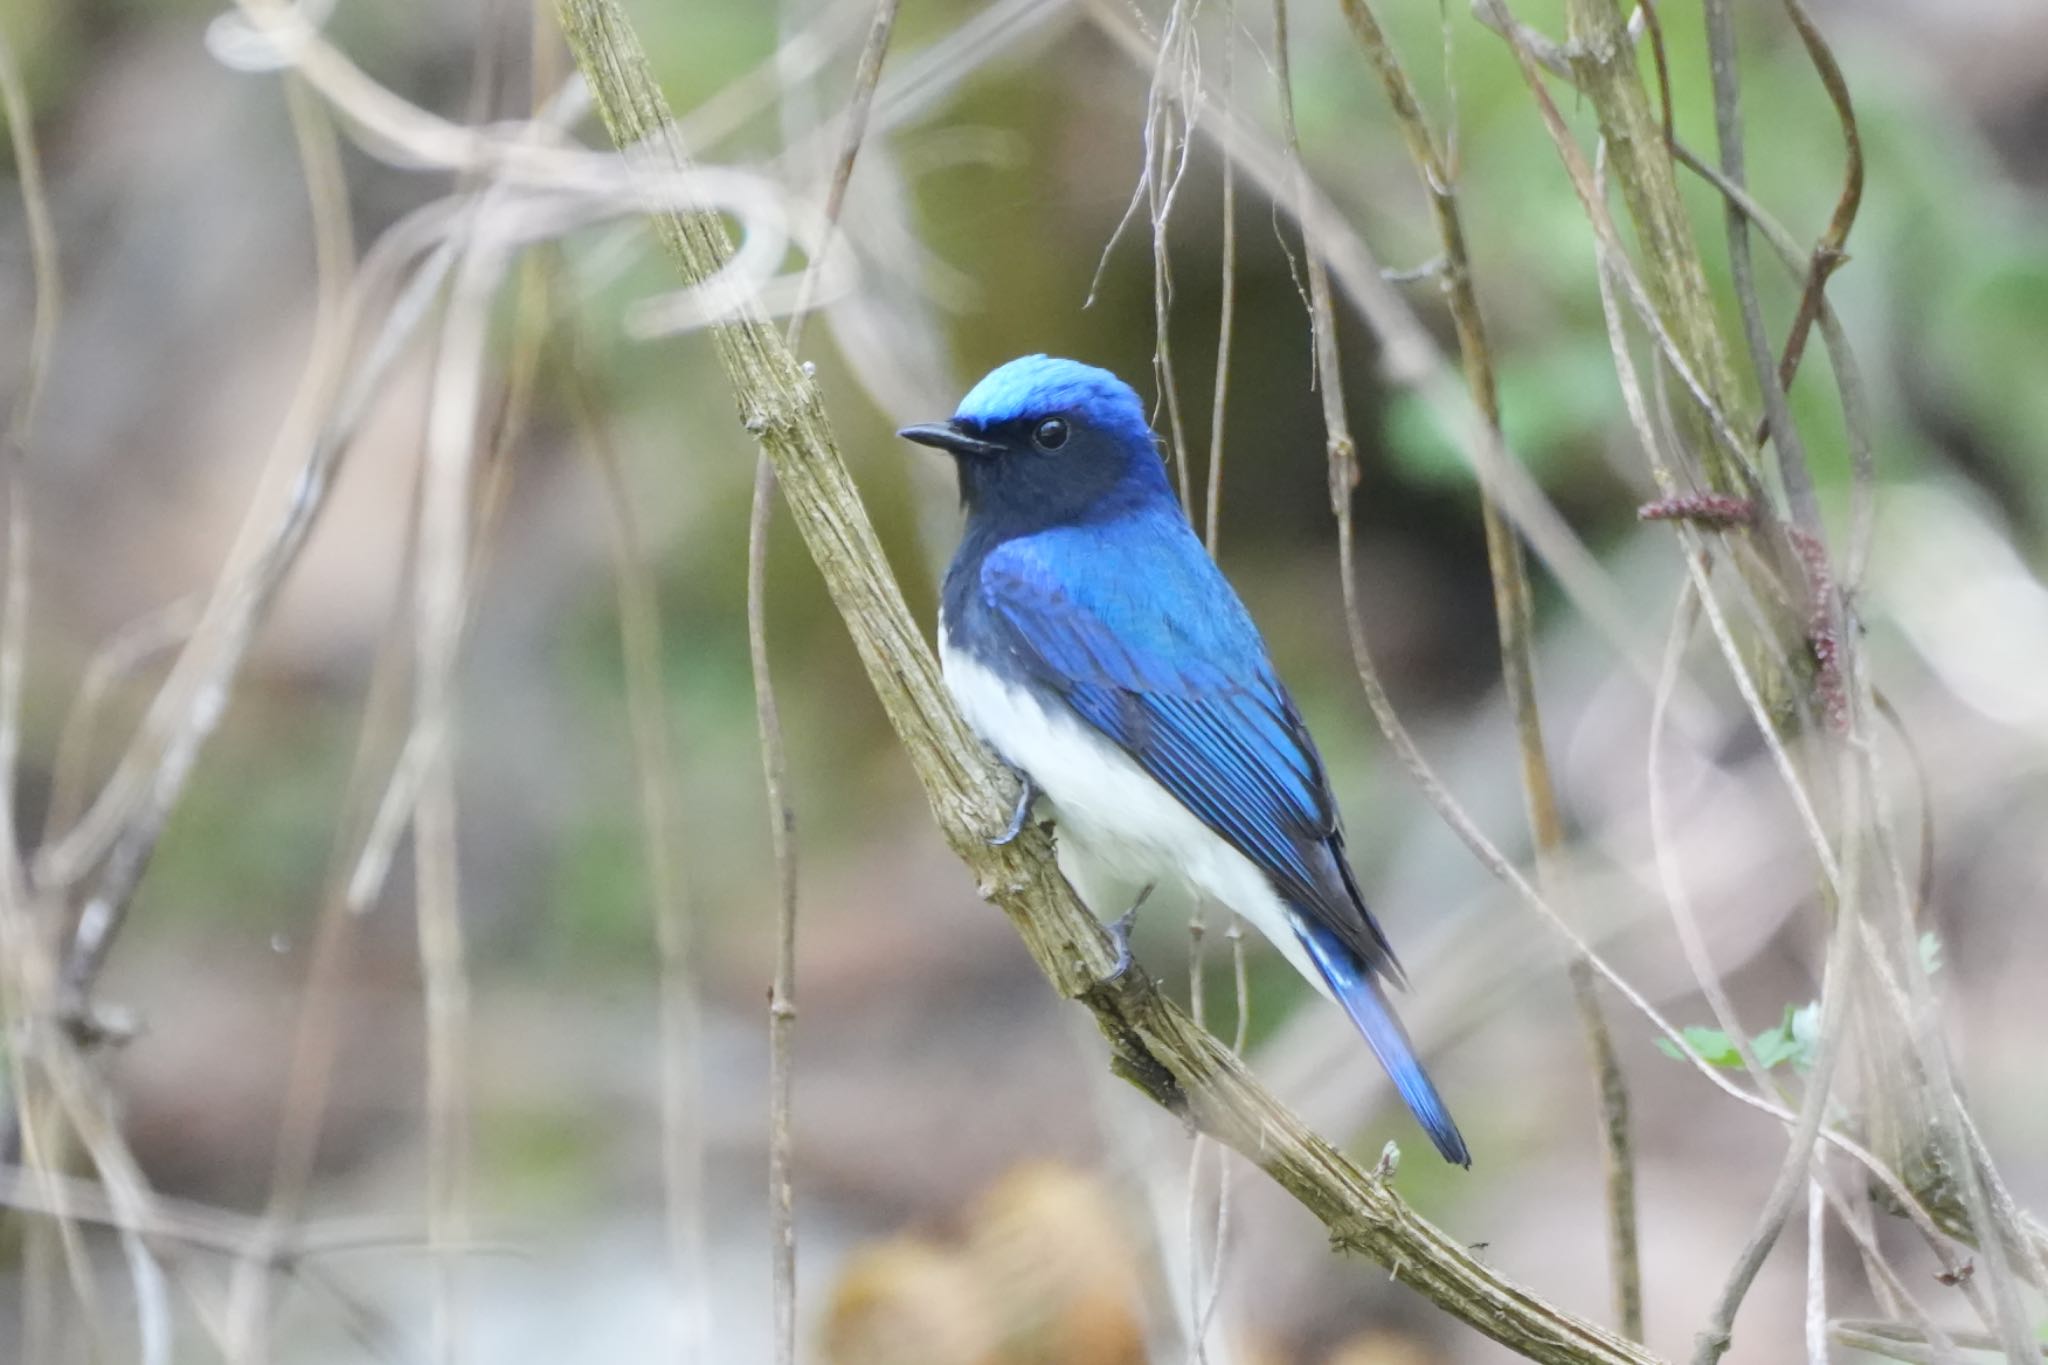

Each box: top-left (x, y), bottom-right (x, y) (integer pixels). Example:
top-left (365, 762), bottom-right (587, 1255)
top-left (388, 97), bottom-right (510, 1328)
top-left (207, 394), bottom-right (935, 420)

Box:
top-left (901, 355), bottom-right (1469, 1167)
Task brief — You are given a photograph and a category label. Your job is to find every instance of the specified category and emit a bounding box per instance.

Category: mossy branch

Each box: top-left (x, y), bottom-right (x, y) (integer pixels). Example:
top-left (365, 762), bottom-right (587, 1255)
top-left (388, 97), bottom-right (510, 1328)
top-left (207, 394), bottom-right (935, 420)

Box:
top-left (553, 2), bottom-right (1662, 1360)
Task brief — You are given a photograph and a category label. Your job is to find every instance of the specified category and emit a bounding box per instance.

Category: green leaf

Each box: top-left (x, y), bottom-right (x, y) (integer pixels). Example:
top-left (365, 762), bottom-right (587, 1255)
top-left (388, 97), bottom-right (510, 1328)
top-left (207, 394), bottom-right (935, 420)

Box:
top-left (1656, 1025), bottom-right (1746, 1068)
top-left (1658, 1003), bottom-right (1822, 1072)
top-left (1750, 1018), bottom-right (1800, 1069)
top-left (1785, 1003), bottom-right (1820, 1072)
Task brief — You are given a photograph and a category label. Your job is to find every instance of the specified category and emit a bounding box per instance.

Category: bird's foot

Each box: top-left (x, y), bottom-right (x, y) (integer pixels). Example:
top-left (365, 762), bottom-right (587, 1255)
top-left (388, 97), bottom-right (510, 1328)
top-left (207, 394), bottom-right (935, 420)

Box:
top-left (988, 774), bottom-right (1041, 847)
top-left (1101, 885), bottom-right (1155, 984)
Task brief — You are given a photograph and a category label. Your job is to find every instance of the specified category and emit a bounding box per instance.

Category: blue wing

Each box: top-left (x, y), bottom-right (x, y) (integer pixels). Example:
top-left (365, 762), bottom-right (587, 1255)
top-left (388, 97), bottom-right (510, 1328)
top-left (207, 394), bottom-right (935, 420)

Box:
top-left (975, 520), bottom-right (1402, 984)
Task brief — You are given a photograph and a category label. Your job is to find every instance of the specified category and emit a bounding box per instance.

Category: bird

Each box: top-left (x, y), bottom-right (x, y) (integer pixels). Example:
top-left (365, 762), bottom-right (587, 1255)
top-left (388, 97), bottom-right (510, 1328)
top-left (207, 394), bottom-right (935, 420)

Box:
top-left (900, 355), bottom-right (1469, 1167)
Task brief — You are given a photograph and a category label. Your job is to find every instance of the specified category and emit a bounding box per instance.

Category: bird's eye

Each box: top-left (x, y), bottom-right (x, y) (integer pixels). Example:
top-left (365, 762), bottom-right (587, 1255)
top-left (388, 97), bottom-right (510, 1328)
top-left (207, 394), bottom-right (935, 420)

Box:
top-left (1033, 418), bottom-right (1070, 451)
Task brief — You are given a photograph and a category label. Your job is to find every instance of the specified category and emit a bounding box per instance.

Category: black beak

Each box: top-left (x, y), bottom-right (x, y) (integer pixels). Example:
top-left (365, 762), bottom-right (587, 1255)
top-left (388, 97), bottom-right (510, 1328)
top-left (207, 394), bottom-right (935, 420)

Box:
top-left (898, 421), bottom-right (1003, 459)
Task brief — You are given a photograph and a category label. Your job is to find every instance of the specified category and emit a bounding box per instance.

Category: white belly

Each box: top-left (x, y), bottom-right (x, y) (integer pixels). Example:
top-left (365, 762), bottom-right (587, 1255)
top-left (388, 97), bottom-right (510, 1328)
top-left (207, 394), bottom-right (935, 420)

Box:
top-left (940, 628), bottom-right (1326, 993)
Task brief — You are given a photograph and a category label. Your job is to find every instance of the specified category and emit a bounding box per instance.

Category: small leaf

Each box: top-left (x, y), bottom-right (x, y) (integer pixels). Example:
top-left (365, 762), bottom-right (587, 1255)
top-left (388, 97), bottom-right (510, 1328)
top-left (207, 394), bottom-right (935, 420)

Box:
top-left (1919, 931), bottom-right (1944, 977)
top-left (1659, 1003), bottom-right (1822, 1073)
top-left (1785, 1002), bottom-right (1821, 1072)
top-left (1657, 1026), bottom-right (1745, 1068)
top-left (1749, 1024), bottom-right (1798, 1069)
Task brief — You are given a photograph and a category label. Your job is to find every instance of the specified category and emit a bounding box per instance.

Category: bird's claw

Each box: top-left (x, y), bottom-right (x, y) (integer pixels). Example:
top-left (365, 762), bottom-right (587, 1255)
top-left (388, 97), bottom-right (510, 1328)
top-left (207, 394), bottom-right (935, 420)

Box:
top-left (988, 775), bottom-right (1041, 846)
top-left (1101, 885), bottom-right (1154, 984)
top-left (1104, 908), bottom-right (1138, 981)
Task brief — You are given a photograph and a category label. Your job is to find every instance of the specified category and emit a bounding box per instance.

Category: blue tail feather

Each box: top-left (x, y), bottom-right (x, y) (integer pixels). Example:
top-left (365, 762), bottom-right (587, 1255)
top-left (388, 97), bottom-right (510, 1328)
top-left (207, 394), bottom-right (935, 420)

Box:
top-left (1295, 914), bottom-right (1471, 1167)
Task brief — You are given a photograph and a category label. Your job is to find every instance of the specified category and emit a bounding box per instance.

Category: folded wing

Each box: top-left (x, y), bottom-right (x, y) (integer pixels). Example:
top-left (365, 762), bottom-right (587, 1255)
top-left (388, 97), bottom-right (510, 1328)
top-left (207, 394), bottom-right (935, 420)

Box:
top-left (977, 529), bottom-right (1403, 985)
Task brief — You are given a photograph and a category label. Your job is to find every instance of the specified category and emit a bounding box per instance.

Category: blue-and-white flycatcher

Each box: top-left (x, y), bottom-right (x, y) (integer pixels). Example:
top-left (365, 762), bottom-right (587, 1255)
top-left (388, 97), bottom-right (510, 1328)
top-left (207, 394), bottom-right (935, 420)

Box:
top-left (902, 355), bottom-right (1469, 1166)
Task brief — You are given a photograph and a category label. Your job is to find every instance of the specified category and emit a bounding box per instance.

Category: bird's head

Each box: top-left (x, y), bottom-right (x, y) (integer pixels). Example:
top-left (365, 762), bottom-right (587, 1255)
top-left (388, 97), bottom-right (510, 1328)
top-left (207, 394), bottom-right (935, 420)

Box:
top-left (900, 356), bottom-right (1171, 532)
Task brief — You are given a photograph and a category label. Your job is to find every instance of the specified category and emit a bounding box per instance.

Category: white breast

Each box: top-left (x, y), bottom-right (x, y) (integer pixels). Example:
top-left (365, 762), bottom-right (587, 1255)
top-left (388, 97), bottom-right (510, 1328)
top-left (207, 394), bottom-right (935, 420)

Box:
top-left (939, 624), bottom-right (1325, 993)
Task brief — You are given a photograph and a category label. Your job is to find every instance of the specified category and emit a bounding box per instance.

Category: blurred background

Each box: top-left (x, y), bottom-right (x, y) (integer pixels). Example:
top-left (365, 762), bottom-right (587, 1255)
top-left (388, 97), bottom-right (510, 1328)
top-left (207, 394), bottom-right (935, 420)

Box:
top-left (1, 0), bottom-right (2046, 1361)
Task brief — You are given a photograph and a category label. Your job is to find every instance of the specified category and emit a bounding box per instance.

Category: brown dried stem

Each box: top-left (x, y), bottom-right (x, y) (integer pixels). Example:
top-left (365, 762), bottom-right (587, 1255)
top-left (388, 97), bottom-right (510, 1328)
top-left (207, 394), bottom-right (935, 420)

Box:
top-left (1334, 0), bottom-right (1641, 1336)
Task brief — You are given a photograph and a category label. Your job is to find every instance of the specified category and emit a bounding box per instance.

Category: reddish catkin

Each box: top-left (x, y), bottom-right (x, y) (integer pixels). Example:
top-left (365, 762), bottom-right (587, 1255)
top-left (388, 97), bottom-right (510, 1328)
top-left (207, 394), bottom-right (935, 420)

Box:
top-left (1787, 526), bottom-right (1849, 734)
top-left (1635, 492), bottom-right (1758, 528)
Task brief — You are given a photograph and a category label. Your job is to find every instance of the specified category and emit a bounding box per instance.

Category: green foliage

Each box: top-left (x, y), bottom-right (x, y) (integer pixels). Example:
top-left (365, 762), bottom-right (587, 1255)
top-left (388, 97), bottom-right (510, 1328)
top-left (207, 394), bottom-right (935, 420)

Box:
top-left (1659, 934), bottom-right (1942, 1071)
top-left (1656, 1003), bottom-right (1817, 1073)
top-left (1384, 340), bottom-right (1619, 485)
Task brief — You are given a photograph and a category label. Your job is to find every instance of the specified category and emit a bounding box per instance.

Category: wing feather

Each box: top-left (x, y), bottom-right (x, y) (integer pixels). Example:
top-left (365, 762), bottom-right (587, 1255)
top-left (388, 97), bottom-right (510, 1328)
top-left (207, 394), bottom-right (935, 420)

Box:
top-left (979, 537), bottom-right (1402, 981)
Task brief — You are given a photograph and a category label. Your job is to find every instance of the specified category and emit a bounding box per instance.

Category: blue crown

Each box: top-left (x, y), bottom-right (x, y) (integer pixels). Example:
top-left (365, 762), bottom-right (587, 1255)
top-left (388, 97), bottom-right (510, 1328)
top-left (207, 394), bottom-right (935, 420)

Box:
top-left (954, 355), bottom-right (1155, 450)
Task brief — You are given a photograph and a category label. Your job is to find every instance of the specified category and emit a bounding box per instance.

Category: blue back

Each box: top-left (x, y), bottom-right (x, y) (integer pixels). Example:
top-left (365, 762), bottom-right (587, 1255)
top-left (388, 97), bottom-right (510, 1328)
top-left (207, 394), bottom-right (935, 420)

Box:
top-left (945, 462), bottom-right (1401, 982)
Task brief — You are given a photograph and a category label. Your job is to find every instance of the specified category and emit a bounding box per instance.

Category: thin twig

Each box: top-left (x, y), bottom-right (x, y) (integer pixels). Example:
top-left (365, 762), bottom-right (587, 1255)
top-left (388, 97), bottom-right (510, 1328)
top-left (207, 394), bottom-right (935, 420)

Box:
top-left (1646, 582), bottom-right (1791, 1103)
top-left (1831, 1321), bottom-right (2048, 1365)
top-left (0, 5), bottom-right (58, 920)
top-left (1556, 0), bottom-right (1753, 494)
top-left (1269, 0), bottom-right (1351, 496)
top-left (222, 539), bottom-right (421, 1363)
top-left (1687, 137), bottom-right (2028, 1305)
top-left (1579, 138), bottom-right (1845, 901)
top-left (0, 32), bottom-right (64, 1334)
top-left (1764, 0), bottom-right (1862, 431)
top-left (42, 158), bottom-right (424, 1014)
top-left (1142, 0), bottom-right (1199, 513)
top-left (760, 4), bottom-right (899, 1357)
top-left (1804, 1171), bottom-right (1827, 1365)
top-left (1197, 918), bottom-right (1251, 1351)
top-left (1202, 0), bottom-right (1237, 556)
top-left (1184, 903), bottom-right (1214, 1365)
top-left (1638, 0), bottom-right (1673, 152)
top-left (1336, 0), bottom-right (1641, 1335)
top-left (1188, 7), bottom-right (1241, 1353)
top-left (1701, 0), bottom-right (1818, 537)
top-left (562, 318), bottom-right (713, 1358)
top-left (412, 215), bottom-right (502, 1365)
top-left (41, 600), bottom-right (201, 846)
top-left (749, 448), bottom-right (800, 1365)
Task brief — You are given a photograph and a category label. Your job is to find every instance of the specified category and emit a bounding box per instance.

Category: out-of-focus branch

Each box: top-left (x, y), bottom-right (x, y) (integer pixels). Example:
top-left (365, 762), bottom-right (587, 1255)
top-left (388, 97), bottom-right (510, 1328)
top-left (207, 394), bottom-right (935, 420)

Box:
top-left (551, 4), bottom-right (1660, 1360)
top-left (754, 1), bottom-right (900, 1354)
top-left (562, 317), bottom-right (713, 1357)
top-left (1558, 0), bottom-right (1748, 495)
top-left (1335, 0), bottom-right (1641, 1339)
top-left (0, 10), bottom-right (58, 915)
top-left (1832, 1319), bottom-right (2048, 1365)
top-left (1201, 0), bottom-right (1236, 557)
